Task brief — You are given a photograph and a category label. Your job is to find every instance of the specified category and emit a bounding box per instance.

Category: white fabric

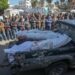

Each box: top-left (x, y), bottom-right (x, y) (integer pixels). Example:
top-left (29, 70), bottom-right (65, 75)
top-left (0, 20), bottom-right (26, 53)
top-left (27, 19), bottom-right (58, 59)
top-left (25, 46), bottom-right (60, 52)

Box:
top-left (60, 20), bottom-right (75, 25)
top-left (4, 34), bottom-right (71, 54)
top-left (16, 29), bottom-right (63, 40)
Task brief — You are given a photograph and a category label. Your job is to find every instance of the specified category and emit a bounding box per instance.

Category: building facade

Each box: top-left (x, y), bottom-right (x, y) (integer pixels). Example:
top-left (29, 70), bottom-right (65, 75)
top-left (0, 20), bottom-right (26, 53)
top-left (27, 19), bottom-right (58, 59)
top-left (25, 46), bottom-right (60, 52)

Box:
top-left (19, 0), bottom-right (32, 9)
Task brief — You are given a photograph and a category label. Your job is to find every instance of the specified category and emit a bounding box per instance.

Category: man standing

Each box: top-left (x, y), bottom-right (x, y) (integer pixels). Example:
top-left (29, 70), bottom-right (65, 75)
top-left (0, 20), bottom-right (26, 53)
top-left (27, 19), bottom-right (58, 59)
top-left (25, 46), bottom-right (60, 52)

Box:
top-left (18, 16), bottom-right (25, 30)
top-left (0, 21), bottom-right (7, 41)
top-left (11, 15), bottom-right (19, 39)
top-left (30, 13), bottom-right (36, 29)
top-left (4, 17), bottom-right (13, 40)
top-left (45, 14), bottom-right (52, 30)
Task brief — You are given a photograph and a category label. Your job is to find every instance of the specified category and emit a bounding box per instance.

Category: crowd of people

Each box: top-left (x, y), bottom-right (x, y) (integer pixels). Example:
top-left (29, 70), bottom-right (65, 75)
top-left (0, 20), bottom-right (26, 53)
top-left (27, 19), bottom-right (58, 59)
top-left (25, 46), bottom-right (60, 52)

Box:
top-left (0, 12), bottom-right (75, 42)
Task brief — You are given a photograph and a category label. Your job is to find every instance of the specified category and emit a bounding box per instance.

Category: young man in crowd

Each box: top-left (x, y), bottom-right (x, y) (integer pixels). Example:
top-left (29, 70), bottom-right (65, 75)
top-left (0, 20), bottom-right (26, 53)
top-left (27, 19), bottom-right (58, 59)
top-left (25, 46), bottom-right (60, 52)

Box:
top-left (0, 21), bottom-right (7, 41)
top-left (29, 13), bottom-right (37, 29)
top-left (45, 14), bottom-right (52, 30)
top-left (4, 17), bottom-right (13, 40)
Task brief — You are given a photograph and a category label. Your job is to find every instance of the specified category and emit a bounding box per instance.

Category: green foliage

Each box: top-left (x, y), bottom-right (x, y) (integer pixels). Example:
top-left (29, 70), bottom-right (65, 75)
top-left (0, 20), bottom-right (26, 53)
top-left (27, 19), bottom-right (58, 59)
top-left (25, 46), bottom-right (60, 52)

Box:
top-left (46, 0), bottom-right (52, 3)
top-left (0, 0), bottom-right (9, 10)
top-left (54, 0), bottom-right (71, 11)
top-left (31, 0), bottom-right (38, 7)
top-left (60, 0), bottom-right (65, 3)
top-left (46, 0), bottom-right (52, 8)
top-left (55, 1), bottom-right (59, 5)
top-left (57, 2), bottom-right (70, 11)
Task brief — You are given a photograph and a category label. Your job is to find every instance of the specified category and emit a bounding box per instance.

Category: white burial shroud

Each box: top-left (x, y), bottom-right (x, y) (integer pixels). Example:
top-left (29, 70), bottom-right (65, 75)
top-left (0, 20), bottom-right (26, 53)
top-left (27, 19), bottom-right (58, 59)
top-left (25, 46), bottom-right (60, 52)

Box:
top-left (4, 30), bottom-right (71, 54)
top-left (16, 29), bottom-right (64, 40)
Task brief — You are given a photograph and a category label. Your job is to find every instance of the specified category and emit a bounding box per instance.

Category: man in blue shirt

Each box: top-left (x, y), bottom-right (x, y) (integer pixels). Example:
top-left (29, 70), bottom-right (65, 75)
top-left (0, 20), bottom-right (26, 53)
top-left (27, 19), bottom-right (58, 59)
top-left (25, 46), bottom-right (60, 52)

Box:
top-left (45, 14), bottom-right (52, 30)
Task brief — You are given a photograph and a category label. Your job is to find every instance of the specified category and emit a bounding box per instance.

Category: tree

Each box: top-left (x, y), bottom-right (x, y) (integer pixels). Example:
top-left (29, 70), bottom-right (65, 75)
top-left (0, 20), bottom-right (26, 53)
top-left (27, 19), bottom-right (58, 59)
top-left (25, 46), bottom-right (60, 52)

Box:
top-left (0, 0), bottom-right (9, 15)
top-left (46, 0), bottom-right (52, 4)
top-left (57, 0), bottom-right (70, 11)
top-left (31, 0), bottom-right (38, 7)
top-left (54, 0), bottom-right (71, 11)
top-left (46, 0), bottom-right (52, 8)
top-left (67, 0), bottom-right (72, 10)
top-left (60, 0), bottom-right (65, 3)
top-left (55, 1), bottom-right (59, 6)
top-left (60, 0), bottom-right (65, 5)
